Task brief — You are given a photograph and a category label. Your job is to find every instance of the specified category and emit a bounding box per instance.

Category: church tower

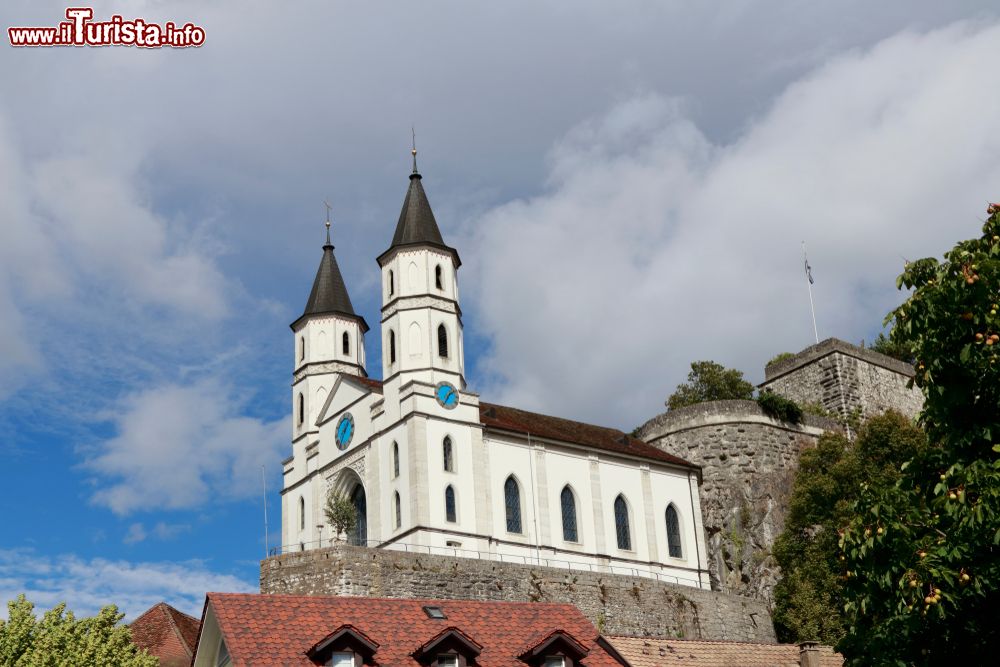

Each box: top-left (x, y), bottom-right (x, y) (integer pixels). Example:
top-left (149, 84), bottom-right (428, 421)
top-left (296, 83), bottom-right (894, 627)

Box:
top-left (290, 212), bottom-right (369, 445)
top-left (377, 149), bottom-right (465, 390)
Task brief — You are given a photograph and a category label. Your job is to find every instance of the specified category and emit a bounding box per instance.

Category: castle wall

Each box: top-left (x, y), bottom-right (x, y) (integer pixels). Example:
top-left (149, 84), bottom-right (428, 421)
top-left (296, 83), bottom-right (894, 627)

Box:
top-left (637, 401), bottom-right (839, 604)
top-left (259, 544), bottom-right (775, 643)
top-left (760, 338), bottom-right (922, 421)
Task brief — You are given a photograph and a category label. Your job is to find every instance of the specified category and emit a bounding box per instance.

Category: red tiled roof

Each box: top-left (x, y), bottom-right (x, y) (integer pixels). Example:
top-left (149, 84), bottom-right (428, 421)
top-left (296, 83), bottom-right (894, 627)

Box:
top-left (606, 636), bottom-right (843, 667)
top-left (338, 376), bottom-right (694, 468)
top-left (130, 602), bottom-right (200, 667)
top-left (206, 593), bottom-right (624, 667)
top-left (480, 402), bottom-right (696, 469)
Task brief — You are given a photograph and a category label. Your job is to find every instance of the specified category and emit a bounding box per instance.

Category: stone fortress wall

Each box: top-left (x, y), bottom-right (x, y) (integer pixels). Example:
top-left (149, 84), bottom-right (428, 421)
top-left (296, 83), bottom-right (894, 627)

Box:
top-left (260, 544), bottom-right (775, 643)
top-left (637, 401), bottom-right (838, 602)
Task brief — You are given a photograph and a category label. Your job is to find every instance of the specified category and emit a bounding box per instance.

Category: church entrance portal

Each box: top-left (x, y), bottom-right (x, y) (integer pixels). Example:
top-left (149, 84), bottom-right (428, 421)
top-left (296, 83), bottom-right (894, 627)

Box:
top-left (350, 484), bottom-right (367, 546)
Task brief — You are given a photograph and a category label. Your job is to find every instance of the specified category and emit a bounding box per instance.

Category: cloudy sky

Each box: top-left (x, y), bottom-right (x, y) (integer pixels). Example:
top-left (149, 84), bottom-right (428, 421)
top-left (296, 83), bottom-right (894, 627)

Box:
top-left (2, 0), bottom-right (999, 620)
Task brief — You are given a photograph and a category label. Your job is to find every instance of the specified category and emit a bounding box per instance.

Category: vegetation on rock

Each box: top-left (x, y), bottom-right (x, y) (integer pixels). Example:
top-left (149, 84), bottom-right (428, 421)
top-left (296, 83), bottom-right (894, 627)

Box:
top-left (324, 491), bottom-right (357, 541)
top-left (0, 595), bottom-right (157, 666)
top-left (756, 391), bottom-right (803, 424)
top-left (667, 361), bottom-right (755, 410)
top-left (838, 205), bottom-right (1000, 664)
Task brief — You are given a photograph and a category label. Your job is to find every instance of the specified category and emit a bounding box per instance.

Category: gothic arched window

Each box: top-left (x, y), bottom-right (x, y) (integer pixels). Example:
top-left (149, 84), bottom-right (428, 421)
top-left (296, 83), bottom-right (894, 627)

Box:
top-left (298, 496), bottom-right (305, 531)
top-left (389, 330), bottom-right (396, 364)
top-left (299, 336), bottom-right (305, 361)
top-left (666, 504), bottom-right (683, 558)
top-left (445, 485), bottom-right (456, 523)
top-left (437, 324), bottom-right (448, 358)
top-left (388, 270), bottom-right (394, 297)
top-left (342, 332), bottom-right (349, 356)
top-left (614, 495), bottom-right (631, 550)
top-left (435, 264), bottom-right (443, 290)
top-left (504, 476), bottom-right (522, 534)
top-left (560, 486), bottom-right (578, 542)
top-left (297, 393), bottom-right (305, 426)
top-left (394, 491), bottom-right (401, 529)
top-left (443, 436), bottom-right (453, 472)
top-left (350, 485), bottom-right (367, 546)
top-left (392, 442), bottom-right (400, 479)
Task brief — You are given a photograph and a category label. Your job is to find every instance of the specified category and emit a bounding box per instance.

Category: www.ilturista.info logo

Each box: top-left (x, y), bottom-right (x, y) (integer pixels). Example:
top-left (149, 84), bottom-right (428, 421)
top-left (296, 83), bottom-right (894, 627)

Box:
top-left (8, 7), bottom-right (205, 48)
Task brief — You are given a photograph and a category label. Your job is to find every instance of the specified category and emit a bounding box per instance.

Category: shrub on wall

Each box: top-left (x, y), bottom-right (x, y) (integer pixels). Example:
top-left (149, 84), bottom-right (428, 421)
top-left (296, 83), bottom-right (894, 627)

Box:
top-left (756, 391), bottom-right (803, 424)
top-left (767, 352), bottom-right (795, 367)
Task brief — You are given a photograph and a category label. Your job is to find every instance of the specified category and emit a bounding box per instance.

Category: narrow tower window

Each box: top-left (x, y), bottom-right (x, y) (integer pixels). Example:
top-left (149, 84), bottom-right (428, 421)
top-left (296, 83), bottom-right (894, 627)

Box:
top-left (297, 393), bottom-right (305, 426)
top-left (394, 491), bottom-right (401, 529)
top-left (299, 336), bottom-right (305, 361)
top-left (435, 264), bottom-right (443, 290)
top-left (443, 436), bottom-right (453, 472)
top-left (299, 496), bottom-right (305, 531)
top-left (342, 332), bottom-right (349, 356)
top-left (666, 505), bottom-right (683, 558)
top-left (389, 330), bottom-right (396, 364)
top-left (445, 485), bottom-right (456, 523)
top-left (392, 442), bottom-right (400, 479)
top-left (388, 269), bottom-right (395, 297)
top-left (504, 476), bottom-right (522, 534)
top-left (614, 495), bottom-right (631, 550)
top-left (561, 486), bottom-right (578, 542)
top-left (437, 324), bottom-right (448, 358)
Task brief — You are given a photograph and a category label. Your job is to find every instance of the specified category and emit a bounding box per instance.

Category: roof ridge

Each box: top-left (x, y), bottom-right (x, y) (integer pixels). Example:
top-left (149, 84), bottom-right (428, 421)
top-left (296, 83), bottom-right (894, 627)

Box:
top-left (211, 592), bottom-right (581, 609)
top-left (160, 603), bottom-right (196, 659)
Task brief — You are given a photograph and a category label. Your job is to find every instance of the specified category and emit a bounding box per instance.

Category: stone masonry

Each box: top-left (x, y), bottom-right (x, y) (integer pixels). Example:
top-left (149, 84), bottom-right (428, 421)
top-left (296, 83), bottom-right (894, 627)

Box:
top-left (260, 544), bottom-right (776, 643)
top-left (759, 338), bottom-right (922, 424)
top-left (637, 401), bottom-right (839, 604)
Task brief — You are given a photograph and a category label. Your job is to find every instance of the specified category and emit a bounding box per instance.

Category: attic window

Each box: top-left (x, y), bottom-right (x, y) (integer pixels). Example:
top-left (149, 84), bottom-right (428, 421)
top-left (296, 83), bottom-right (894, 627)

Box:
top-left (544, 658), bottom-right (566, 667)
top-left (423, 606), bottom-right (446, 620)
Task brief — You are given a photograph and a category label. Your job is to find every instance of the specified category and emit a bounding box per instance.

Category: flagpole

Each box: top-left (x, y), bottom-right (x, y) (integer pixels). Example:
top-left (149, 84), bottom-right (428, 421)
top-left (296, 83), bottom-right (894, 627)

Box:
top-left (803, 242), bottom-right (819, 344)
top-left (262, 465), bottom-right (269, 559)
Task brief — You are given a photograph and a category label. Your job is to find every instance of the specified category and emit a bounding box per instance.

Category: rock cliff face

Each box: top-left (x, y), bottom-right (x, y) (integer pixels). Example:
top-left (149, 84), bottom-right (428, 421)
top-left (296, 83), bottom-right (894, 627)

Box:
top-left (638, 401), bottom-right (838, 603)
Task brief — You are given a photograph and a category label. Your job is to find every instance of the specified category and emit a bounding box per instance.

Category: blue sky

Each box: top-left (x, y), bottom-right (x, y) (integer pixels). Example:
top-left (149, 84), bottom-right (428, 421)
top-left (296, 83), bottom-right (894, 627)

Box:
top-left (2, 0), bottom-right (1000, 620)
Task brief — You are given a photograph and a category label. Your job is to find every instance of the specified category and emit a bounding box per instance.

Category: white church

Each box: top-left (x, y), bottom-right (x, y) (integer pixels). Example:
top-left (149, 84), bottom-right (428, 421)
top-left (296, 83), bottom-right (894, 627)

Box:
top-left (280, 153), bottom-right (711, 589)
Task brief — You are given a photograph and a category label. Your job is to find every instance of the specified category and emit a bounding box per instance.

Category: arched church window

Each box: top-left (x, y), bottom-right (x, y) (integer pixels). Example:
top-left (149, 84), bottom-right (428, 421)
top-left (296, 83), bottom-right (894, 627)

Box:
top-left (299, 336), bottom-right (305, 361)
top-left (437, 324), bottom-right (448, 358)
top-left (435, 264), bottom-right (443, 290)
top-left (389, 330), bottom-right (396, 364)
top-left (388, 270), bottom-right (394, 297)
top-left (342, 332), bottom-right (349, 356)
top-left (394, 491), bottom-right (401, 529)
top-left (392, 442), bottom-right (400, 479)
top-left (666, 504), bottom-right (683, 558)
top-left (504, 476), bottom-right (522, 534)
top-left (298, 393), bottom-right (305, 426)
top-left (350, 485), bottom-right (367, 546)
top-left (561, 486), bottom-right (578, 542)
top-left (443, 436), bottom-right (453, 472)
top-left (614, 495), bottom-right (631, 550)
top-left (299, 496), bottom-right (305, 531)
top-left (445, 485), bottom-right (456, 523)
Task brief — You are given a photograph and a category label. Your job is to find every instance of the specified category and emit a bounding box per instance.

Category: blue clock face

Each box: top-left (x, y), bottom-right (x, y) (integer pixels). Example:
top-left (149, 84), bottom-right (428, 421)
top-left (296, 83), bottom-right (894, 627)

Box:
top-left (335, 413), bottom-right (355, 450)
top-left (435, 382), bottom-right (459, 409)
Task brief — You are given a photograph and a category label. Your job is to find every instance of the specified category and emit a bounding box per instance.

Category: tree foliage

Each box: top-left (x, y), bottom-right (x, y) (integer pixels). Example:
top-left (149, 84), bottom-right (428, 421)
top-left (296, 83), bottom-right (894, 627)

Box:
top-left (838, 205), bottom-right (1000, 665)
top-left (869, 332), bottom-right (916, 364)
top-left (666, 361), bottom-right (754, 410)
top-left (773, 412), bottom-right (926, 645)
top-left (324, 491), bottom-right (357, 540)
top-left (756, 391), bottom-right (803, 424)
top-left (0, 595), bottom-right (157, 667)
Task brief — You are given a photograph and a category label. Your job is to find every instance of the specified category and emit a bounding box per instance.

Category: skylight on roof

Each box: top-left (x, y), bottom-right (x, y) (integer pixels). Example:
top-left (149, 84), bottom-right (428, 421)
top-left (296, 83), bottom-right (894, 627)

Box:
top-left (422, 605), bottom-right (446, 619)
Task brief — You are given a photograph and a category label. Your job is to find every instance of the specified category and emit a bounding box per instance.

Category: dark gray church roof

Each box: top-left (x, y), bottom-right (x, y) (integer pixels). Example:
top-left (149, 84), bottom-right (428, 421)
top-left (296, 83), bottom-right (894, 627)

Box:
top-left (379, 169), bottom-right (461, 267)
top-left (292, 240), bottom-right (369, 332)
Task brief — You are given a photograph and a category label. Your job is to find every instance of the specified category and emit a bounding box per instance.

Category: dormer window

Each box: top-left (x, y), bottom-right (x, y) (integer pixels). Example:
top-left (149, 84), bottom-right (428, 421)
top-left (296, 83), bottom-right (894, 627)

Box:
top-left (544, 658), bottom-right (566, 667)
top-left (328, 653), bottom-right (354, 667)
top-left (307, 624), bottom-right (378, 667)
top-left (412, 627), bottom-right (482, 667)
top-left (517, 630), bottom-right (589, 667)
top-left (437, 655), bottom-right (458, 667)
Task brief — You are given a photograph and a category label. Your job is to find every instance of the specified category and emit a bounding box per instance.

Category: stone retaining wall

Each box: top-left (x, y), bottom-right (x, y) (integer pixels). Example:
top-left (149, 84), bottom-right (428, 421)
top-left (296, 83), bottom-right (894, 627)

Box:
top-left (260, 544), bottom-right (776, 643)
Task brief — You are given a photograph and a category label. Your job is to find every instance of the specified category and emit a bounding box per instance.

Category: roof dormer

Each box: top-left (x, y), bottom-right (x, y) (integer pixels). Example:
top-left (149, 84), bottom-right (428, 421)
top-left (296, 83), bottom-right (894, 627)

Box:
top-left (517, 630), bottom-right (590, 667)
top-left (306, 624), bottom-right (379, 666)
top-left (411, 627), bottom-right (483, 667)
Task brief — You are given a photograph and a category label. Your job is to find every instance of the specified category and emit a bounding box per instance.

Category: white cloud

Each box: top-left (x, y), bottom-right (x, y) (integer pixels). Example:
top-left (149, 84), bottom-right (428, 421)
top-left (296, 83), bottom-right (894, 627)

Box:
top-left (123, 522), bottom-right (192, 544)
top-left (464, 21), bottom-right (1000, 429)
top-left (0, 548), bottom-right (253, 621)
top-left (86, 379), bottom-right (286, 515)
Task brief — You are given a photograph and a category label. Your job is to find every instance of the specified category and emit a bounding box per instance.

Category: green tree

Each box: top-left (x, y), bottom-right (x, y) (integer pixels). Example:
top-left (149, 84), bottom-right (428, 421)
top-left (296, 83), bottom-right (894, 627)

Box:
top-left (869, 331), bottom-right (916, 364)
top-left (324, 491), bottom-right (357, 541)
top-left (773, 412), bottom-right (926, 645)
top-left (0, 595), bottom-right (157, 666)
top-left (666, 361), bottom-right (754, 410)
top-left (838, 205), bottom-right (1000, 665)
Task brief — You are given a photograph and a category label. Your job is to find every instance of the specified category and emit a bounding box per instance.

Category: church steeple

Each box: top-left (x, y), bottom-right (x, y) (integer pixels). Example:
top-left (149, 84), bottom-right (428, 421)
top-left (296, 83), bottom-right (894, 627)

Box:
top-left (377, 149), bottom-right (466, 389)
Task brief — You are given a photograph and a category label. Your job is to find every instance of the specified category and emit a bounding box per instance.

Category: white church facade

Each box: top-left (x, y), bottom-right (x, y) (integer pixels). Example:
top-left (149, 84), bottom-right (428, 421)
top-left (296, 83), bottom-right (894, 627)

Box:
top-left (280, 155), bottom-right (711, 589)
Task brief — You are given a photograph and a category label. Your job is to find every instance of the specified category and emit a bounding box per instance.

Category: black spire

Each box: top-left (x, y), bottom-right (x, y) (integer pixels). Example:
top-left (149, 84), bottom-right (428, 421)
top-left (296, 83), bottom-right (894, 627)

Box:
top-left (292, 212), bottom-right (369, 332)
top-left (378, 144), bottom-right (461, 266)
